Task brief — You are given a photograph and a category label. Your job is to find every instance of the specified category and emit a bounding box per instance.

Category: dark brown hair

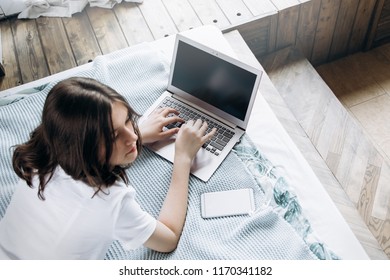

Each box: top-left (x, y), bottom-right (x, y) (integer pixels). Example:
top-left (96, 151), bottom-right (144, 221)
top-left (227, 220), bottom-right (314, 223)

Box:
top-left (12, 77), bottom-right (142, 199)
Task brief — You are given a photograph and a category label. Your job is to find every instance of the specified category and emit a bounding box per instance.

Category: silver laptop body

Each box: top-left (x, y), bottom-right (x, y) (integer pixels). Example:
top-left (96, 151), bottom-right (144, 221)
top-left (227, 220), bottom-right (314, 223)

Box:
top-left (140, 34), bottom-right (263, 181)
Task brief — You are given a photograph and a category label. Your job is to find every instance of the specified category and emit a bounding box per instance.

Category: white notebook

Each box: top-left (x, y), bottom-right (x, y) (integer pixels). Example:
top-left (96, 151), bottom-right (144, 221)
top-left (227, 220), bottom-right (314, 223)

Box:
top-left (200, 188), bottom-right (255, 218)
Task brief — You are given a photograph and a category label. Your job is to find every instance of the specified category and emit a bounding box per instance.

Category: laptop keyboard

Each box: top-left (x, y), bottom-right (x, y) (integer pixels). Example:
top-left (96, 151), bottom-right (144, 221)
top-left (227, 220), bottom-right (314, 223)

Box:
top-left (158, 97), bottom-right (235, 156)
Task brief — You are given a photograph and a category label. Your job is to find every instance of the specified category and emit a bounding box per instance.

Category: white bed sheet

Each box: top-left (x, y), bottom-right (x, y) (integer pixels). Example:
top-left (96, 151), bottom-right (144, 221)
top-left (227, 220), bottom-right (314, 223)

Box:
top-left (0, 25), bottom-right (369, 260)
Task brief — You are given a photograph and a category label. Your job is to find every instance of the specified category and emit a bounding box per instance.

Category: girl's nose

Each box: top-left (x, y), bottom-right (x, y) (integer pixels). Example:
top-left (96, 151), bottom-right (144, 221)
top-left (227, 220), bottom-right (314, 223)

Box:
top-left (125, 127), bottom-right (138, 144)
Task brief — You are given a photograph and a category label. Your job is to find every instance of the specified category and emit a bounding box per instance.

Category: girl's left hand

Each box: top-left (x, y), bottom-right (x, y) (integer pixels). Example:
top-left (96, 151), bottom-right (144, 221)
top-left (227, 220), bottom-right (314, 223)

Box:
top-left (139, 107), bottom-right (184, 144)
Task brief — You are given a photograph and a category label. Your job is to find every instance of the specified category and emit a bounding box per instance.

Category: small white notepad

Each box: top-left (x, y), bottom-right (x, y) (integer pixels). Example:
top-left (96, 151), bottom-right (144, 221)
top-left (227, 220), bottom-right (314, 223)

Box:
top-left (201, 188), bottom-right (255, 218)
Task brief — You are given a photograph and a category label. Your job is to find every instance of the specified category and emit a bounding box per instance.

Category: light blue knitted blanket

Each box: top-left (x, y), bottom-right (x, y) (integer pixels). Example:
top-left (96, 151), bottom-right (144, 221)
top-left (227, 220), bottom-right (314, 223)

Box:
top-left (0, 43), bottom-right (338, 260)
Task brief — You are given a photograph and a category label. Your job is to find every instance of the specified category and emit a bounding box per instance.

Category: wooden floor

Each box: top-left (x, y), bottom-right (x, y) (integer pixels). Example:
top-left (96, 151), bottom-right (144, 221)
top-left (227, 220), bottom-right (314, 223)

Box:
top-left (0, 0), bottom-right (279, 92)
top-left (260, 46), bottom-right (390, 259)
top-left (317, 44), bottom-right (390, 163)
top-left (1, 1), bottom-right (389, 259)
top-left (316, 45), bottom-right (390, 258)
top-left (0, 0), bottom-right (381, 90)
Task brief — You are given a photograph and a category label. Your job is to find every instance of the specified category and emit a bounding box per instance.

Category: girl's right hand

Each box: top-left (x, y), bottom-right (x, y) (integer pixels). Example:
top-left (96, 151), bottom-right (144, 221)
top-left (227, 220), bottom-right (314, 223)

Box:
top-left (174, 119), bottom-right (216, 161)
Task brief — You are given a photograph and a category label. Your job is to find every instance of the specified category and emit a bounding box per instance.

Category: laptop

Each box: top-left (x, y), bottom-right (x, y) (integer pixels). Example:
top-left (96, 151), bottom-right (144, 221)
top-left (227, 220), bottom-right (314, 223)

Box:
top-left (140, 34), bottom-right (263, 181)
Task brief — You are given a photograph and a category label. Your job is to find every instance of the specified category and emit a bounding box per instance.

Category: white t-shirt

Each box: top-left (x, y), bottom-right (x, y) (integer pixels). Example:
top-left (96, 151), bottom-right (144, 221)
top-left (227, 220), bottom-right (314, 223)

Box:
top-left (0, 167), bottom-right (156, 259)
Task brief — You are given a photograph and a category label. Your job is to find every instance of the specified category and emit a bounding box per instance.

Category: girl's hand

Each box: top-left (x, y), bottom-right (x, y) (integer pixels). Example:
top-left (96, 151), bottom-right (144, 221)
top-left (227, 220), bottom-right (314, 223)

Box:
top-left (175, 119), bottom-right (216, 161)
top-left (139, 107), bottom-right (184, 144)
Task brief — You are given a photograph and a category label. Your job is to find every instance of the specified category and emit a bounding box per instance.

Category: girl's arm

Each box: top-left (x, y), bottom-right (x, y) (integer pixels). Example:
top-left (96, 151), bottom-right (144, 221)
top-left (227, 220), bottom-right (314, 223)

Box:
top-left (143, 119), bottom-right (216, 252)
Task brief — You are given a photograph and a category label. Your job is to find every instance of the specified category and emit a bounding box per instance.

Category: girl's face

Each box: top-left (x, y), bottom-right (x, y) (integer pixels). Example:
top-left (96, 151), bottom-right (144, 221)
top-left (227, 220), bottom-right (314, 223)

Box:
top-left (109, 102), bottom-right (139, 167)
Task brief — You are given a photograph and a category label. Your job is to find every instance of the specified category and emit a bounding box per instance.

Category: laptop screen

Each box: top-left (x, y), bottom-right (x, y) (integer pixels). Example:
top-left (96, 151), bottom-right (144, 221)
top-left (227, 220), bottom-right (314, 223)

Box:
top-left (171, 40), bottom-right (258, 122)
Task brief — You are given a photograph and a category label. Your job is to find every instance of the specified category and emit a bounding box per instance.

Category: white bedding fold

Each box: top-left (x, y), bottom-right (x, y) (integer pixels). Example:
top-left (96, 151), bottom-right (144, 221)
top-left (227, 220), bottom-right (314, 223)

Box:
top-left (18, 0), bottom-right (143, 18)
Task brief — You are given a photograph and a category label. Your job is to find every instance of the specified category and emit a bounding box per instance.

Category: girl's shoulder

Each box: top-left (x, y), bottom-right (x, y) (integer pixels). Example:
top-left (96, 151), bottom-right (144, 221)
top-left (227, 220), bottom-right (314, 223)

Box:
top-left (108, 180), bottom-right (136, 198)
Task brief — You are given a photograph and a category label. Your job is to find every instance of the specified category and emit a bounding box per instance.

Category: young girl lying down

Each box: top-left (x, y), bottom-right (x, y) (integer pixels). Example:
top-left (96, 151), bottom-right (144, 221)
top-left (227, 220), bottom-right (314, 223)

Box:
top-left (0, 77), bottom-right (215, 259)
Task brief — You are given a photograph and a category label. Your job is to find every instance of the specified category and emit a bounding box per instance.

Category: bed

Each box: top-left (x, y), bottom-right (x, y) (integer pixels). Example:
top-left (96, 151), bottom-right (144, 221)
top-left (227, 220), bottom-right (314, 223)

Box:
top-left (0, 25), bottom-right (369, 260)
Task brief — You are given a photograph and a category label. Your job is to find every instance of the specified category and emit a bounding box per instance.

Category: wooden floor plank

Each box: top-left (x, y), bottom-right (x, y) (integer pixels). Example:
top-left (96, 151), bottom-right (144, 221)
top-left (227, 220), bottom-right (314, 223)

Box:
top-left (138, 0), bottom-right (178, 39)
top-left (361, 46), bottom-right (390, 94)
top-left (311, 0), bottom-right (342, 65)
top-left (242, 0), bottom-right (277, 17)
top-left (188, 0), bottom-right (230, 29)
top-left (275, 6), bottom-right (300, 49)
top-left (87, 7), bottom-right (129, 54)
top-left (0, 19), bottom-right (22, 90)
top-left (381, 219), bottom-right (390, 255)
top-left (161, 0), bottom-right (202, 32)
top-left (345, 138), bottom-right (372, 204)
top-left (359, 162), bottom-right (381, 221)
top-left (226, 14), bottom-right (277, 56)
top-left (372, 161), bottom-right (390, 220)
top-left (113, 2), bottom-right (154, 45)
top-left (348, 0), bottom-right (377, 54)
top-left (36, 17), bottom-right (77, 75)
top-left (11, 18), bottom-right (50, 83)
top-left (328, 0), bottom-right (359, 60)
top-left (270, 0), bottom-right (300, 10)
top-left (324, 100), bottom-right (349, 156)
top-left (316, 97), bottom-right (344, 159)
top-left (316, 53), bottom-right (387, 107)
top-left (215, 0), bottom-right (253, 24)
top-left (62, 11), bottom-right (102, 65)
top-left (296, 0), bottom-right (321, 60)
